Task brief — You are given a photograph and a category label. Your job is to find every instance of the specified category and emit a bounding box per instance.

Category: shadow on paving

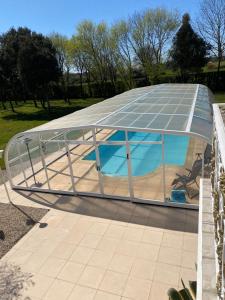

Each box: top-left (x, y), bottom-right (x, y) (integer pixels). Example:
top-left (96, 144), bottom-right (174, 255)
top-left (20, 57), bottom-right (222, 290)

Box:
top-left (16, 190), bottom-right (198, 233)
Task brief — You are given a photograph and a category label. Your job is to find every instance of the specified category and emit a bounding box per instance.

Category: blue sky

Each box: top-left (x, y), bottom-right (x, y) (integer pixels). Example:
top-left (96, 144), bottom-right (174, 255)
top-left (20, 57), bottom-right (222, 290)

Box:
top-left (0, 0), bottom-right (199, 37)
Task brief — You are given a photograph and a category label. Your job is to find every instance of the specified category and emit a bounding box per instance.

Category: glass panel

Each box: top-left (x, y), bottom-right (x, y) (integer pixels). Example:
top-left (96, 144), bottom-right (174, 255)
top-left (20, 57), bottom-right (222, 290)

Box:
top-left (41, 140), bottom-right (72, 192)
top-left (70, 142), bottom-right (100, 194)
top-left (98, 143), bottom-right (129, 198)
top-left (17, 135), bottom-right (47, 189)
top-left (161, 105), bottom-right (178, 114)
top-left (191, 117), bottom-right (213, 140)
top-left (131, 114), bottom-right (155, 128)
top-left (146, 105), bottom-right (163, 113)
top-left (131, 138), bottom-right (164, 201)
top-left (148, 115), bottom-right (171, 129)
top-left (175, 105), bottom-right (191, 115)
top-left (165, 135), bottom-right (202, 205)
top-left (166, 116), bottom-right (188, 131)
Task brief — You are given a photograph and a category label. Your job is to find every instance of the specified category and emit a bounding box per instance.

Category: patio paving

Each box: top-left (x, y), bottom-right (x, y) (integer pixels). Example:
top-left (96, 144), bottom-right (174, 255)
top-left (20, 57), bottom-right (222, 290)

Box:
top-left (0, 184), bottom-right (198, 300)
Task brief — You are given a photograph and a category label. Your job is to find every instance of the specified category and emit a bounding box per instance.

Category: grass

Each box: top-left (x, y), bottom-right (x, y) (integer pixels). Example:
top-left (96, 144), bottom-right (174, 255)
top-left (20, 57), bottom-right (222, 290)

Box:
top-left (203, 61), bottom-right (225, 73)
top-left (214, 92), bottom-right (225, 103)
top-left (0, 98), bottom-right (103, 168)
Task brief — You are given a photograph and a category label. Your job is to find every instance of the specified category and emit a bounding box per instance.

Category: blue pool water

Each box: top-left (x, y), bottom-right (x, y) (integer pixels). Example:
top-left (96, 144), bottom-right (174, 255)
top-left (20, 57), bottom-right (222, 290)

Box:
top-left (84, 131), bottom-right (189, 176)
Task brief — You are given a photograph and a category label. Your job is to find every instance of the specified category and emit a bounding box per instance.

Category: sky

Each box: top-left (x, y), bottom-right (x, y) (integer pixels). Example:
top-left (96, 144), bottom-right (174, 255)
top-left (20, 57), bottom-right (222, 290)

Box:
top-left (0, 0), bottom-right (200, 37)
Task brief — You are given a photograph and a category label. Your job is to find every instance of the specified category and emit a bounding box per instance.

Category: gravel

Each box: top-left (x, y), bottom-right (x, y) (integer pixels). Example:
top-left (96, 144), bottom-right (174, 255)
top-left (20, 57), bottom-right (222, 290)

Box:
top-left (0, 203), bottom-right (48, 259)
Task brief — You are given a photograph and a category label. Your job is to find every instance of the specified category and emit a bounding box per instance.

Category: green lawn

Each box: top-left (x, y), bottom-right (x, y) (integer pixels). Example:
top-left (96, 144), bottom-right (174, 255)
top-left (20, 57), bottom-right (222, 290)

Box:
top-left (0, 98), bottom-right (103, 168)
top-left (214, 92), bottom-right (225, 103)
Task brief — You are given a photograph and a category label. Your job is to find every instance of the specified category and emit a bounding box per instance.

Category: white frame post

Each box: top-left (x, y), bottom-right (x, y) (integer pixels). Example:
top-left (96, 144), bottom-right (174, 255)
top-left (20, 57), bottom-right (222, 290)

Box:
top-left (64, 133), bottom-right (76, 194)
top-left (92, 128), bottom-right (104, 194)
top-left (125, 130), bottom-right (134, 200)
top-left (16, 142), bottom-right (28, 188)
top-left (39, 134), bottom-right (51, 190)
top-left (162, 134), bottom-right (166, 201)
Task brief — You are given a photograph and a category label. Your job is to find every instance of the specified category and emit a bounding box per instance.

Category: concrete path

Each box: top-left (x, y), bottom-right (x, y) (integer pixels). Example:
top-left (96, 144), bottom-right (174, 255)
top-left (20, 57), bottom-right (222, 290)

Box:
top-left (0, 185), bottom-right (198, 300)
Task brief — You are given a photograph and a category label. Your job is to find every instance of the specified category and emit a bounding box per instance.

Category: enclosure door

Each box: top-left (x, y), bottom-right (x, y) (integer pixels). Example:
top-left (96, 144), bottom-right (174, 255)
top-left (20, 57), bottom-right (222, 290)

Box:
top-left (98, 143), bottom-right (130, 198)
top-left (41, 140), bottom-right (74, 192)
top-left (129, 137), bottom-right (164, 202)
top-left (69, 141), bottom-right (101, 194)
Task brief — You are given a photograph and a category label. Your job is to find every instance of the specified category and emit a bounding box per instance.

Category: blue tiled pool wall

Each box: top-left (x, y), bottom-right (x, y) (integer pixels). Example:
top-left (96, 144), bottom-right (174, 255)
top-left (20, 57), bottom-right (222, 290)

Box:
top-left (84, 130), bottom-right (189, 176)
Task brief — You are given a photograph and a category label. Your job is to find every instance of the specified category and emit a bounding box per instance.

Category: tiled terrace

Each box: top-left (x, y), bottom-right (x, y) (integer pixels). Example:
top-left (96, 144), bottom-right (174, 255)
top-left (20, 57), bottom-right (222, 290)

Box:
top-left (0, 184), bottom-right (198, 300)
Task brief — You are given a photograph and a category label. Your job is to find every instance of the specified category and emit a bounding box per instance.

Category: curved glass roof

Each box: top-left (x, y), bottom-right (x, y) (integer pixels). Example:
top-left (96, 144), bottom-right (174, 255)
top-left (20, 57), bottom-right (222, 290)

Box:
top-left (25, 83), bottom-right (213, 142)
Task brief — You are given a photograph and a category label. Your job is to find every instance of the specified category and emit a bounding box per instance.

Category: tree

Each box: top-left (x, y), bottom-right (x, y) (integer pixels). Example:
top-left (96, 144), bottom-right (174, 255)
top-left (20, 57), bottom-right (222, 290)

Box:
top-left (50, 33), bottom-right (73, 103)
top-left (170, 14), bottom-right (210, 77)
top-left (111, 20), bottom-right (135, 89)
top-left (75, 21), bottom-right (117, 96)
top-left (129, 8), bottom-right (179, 82)
top-left (198, 0), bottom-right (225, 74)
top-left (0, 27), bottom-right (61, 111)
top-left (70, 36), bottom-right (88, 97)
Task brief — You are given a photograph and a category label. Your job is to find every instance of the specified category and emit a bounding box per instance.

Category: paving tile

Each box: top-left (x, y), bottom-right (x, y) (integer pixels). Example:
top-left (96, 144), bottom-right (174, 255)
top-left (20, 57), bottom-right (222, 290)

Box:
top-left (8, 249), bottom-right (33, 265)
top-left (22, 253), bottom-right (48, 273)
top-left (108, 253), bottom-right (134, 274)
top-left (154, 262), bottom-right (180, 285)
top-left (57, 261), bottom-right (85, 283)
top-left (123, 277), bottom-right (151, 300)
top-left (20, 236), bottom-right (43, 251)
top-left (97, 237), bottom-right (119, 253)
top-left (78, 266), bottom-right (105, 289)
top-left (79, 234), bottom-right (102, 248)
top-left (94, 290), bottom-right (121, 300)
top-left (183, 235), bottom-right (198, 252)
top-left (141, 229), bottom-right (163, 245)
top-left (116, 240), bottom-right (139, 257)
top-left (64, 230), bottom-right (85, 245)
top-left (52, 242), bottom-right (76, 260)
top-left (130, 258), bottom-right (155, 280)
top-left (70, 246), bottom-right (94, 264)
top-left (99, 270), bottom-right (128, 295)
top-left (39, 257), bottom-right (66, 277)
top-left (149, 282), bottom-right (173, 300)
top-left (43, 279), bottom-right (74, 300)
top-left (179, 268), bottom-right (197, 288)
top-left (68, 284), bottom-right (96, 300)
top-left (22, 274), bottom-right (54, 299)
top-left (88, 249), bottom-right (113, 269)
top-left (136, 243), bottom-right (159, 261)
top-left (122, 227), bottom-right (144, 242)
top-left (88, 222), bottom-right (109, 235)
top-left (158, 246), bottom-right (182, 266)
top-left (181, 250), bottom-right (197, 269)
top-left (162, 232), bottom-right (183, 249)
top-left (104, 224), bottom-right (126, 239)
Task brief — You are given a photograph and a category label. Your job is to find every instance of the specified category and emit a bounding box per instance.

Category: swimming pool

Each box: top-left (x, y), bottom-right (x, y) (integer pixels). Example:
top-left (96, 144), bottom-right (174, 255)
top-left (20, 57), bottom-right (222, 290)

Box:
top-left (84, 131), bottom-right (189, 176)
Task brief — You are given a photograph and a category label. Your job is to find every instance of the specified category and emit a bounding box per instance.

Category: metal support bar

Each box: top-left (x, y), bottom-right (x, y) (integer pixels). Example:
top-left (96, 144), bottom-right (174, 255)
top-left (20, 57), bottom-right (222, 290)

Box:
top-left (16, 143), bottom-right (28, 187)
top-left (125, 130), bottom-right (134, 200)
top-left (162, 134), bottom-right (166, 201)
top-left (39, 135), bottom-right (51, 190)
top-left (64, 138), bottom-right (76, 193)
top-left (92, 128), bottom-right (104, 194)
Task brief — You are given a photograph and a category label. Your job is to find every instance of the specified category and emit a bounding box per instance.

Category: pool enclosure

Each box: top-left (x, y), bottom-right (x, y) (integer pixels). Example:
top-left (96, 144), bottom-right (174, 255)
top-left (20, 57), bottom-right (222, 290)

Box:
top-left (5, 84), bottom-right (213, 208)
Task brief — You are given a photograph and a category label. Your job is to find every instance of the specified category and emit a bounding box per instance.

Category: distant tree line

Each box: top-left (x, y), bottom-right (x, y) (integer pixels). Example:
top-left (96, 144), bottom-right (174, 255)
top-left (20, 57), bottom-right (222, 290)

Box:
top-left (0, 0), bottom-right (224, 112)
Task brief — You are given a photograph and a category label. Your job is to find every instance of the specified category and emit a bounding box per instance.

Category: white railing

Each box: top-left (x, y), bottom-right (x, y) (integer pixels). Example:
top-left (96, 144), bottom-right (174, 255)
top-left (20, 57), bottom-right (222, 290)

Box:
top-left (212, 103), bottom-right (225, 300)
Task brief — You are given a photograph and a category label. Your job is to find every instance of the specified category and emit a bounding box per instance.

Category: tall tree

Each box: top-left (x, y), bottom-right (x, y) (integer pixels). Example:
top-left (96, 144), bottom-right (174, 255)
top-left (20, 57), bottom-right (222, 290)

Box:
top-left (111, 21), bottom-right (135, 89)
top-left (129, 8), bottom-right (179, 82)
top-left (0, 27), bottom-right (61, 111)
top-left (50, 33), bottom-right (72, 103)
top-left (198, 0), bottom-right (225, 74)
top-left (170, 14), bottom-right (210, 77)
top-left (76, 21), bottom-right (117, 96)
